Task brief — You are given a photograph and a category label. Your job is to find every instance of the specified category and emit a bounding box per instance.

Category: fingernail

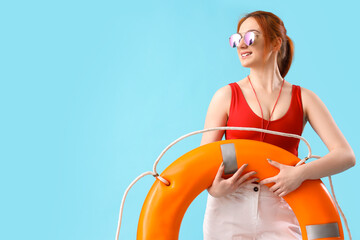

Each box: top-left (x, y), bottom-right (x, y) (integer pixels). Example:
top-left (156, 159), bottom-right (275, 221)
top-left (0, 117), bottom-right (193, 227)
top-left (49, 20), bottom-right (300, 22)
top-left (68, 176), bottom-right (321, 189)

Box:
top-left (267, 158), bottom-right (272, 162)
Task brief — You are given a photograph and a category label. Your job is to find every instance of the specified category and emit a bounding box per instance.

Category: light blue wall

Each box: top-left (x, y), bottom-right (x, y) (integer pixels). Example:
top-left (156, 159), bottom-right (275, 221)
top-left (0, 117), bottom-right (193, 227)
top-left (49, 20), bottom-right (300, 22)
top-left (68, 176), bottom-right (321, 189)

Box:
top-left (1, 0), bottom-right (358, 239)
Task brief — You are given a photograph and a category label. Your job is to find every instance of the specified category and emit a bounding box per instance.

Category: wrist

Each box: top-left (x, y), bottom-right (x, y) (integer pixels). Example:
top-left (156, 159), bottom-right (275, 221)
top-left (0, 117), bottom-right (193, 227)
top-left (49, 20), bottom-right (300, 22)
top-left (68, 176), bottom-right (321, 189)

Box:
top-left (207, 185), bottom-right (220, 198)
top-left (207, 186), bottom-right (215, 196)
top-left (297, 164), bottom-right (309, 182)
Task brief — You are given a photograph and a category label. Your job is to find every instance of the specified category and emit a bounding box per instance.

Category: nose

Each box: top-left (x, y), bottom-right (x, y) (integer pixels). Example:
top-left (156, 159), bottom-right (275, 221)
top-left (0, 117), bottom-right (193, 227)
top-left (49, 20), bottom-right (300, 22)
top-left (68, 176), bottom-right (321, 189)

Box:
top-left (238, 38), bottom-right (248, 49)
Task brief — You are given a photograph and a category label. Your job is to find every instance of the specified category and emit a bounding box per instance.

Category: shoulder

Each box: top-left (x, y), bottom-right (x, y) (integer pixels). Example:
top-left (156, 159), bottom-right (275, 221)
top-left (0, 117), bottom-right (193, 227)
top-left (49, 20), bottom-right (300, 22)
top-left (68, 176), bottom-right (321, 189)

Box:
top-left (209, 77), bottom-right (247, 107)
top-left (299, 86), bottom-right (322, 104)
top-left (206, 83), bottom-right (234, 116)
top-left (299, 86), bottom-right (328, 120)
top-left (210, 83), bottom-right (232, 103)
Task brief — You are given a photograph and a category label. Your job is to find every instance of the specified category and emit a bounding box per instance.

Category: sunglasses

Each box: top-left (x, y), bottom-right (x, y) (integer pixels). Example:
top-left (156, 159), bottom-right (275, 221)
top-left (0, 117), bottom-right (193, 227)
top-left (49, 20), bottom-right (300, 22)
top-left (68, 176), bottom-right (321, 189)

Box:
top-left (229, 31), bottom-right (258, 48)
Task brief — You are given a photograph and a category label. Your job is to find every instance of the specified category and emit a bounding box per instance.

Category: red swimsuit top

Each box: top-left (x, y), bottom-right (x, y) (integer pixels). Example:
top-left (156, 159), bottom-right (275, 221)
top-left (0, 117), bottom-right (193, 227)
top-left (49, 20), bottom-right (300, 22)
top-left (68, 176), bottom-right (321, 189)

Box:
top-left (225, 82), bottom-right (304, 156)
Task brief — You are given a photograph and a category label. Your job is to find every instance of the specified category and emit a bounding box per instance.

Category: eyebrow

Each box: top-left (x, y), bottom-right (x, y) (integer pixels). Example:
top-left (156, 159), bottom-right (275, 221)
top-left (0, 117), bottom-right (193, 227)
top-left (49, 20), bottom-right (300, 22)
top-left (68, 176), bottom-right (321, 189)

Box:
top-left (238, 29), bottom-right (261, 34)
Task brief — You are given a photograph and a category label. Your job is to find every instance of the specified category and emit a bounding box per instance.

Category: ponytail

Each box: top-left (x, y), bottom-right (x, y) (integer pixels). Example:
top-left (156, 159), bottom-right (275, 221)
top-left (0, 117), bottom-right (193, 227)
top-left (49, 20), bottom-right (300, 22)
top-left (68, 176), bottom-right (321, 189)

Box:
top-left (278, 35), bottom-right (294, 78)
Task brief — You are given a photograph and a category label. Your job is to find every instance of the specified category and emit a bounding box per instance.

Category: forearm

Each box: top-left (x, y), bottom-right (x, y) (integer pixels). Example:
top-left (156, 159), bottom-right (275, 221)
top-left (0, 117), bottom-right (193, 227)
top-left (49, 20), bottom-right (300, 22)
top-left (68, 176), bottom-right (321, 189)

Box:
top-left (298, 147), bottom-right (355, 181)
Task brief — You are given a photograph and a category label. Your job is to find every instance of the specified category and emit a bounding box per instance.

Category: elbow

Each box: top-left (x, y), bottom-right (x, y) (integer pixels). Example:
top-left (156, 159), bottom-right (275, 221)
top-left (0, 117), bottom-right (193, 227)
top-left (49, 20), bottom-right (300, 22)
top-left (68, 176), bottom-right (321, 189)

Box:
top-left (347, 149), bottom-right (356, 168)
top-left (338, 146), bottom-right (356, 169)
top-left (350, 153), bottom-right (356, 168)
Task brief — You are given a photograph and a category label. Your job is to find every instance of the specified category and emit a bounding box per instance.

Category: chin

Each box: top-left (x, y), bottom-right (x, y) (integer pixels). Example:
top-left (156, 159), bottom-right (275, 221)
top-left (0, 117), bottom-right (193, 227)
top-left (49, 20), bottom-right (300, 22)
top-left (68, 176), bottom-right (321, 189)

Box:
top-left (240, 61), bottom-right (252, 68)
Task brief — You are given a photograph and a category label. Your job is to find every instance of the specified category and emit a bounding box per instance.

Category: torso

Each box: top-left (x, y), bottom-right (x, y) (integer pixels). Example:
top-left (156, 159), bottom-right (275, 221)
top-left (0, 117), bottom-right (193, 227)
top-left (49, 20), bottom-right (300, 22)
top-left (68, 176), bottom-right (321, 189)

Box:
top-left (224, 77), bottom-right (306, 156)
top-left (226, 78), bottom-right (307, 128)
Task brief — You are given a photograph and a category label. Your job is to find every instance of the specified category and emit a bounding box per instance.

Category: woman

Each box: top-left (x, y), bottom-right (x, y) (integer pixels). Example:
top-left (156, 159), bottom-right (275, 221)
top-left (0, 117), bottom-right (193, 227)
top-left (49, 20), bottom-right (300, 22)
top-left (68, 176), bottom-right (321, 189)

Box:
top-left (201, 11), bottom-right (355, 239)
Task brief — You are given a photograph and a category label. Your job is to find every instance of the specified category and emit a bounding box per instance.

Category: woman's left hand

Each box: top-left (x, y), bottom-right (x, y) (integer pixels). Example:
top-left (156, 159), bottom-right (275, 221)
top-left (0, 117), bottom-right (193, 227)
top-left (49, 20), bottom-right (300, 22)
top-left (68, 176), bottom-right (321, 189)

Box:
top-left (260, 159), bottom-right (306, 197)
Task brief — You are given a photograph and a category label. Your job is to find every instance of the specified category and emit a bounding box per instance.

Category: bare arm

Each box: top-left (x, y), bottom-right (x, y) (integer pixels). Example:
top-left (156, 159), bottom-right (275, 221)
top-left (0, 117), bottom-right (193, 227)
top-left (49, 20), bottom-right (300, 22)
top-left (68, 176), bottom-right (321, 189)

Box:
top-left (298, 87), bottom-right (356, 180)
top-left (201, 85), bottom-right (257, 197)
top-left (260, 87), bottom-right (355, 197)
top-left (200, 85), bottom-right (231, 145)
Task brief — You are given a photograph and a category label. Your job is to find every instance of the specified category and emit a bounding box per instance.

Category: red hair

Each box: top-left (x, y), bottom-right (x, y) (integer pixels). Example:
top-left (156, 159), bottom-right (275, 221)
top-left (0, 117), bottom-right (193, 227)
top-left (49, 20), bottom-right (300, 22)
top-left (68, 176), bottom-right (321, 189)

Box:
top-left (237, 11), bottom-right (294, 77)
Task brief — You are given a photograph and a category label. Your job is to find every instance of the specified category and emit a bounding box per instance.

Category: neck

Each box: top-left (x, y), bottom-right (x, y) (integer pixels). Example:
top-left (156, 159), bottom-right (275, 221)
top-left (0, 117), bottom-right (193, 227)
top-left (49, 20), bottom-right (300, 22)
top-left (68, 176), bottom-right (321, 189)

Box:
top-left (248, 53), bottom-right (283, 92)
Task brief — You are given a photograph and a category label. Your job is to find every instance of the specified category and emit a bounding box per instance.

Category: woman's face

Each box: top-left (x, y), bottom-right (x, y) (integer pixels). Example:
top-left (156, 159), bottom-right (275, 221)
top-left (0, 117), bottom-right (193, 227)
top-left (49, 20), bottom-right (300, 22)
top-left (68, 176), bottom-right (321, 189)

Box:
top-left (237, 17), bottom-right (269, 68)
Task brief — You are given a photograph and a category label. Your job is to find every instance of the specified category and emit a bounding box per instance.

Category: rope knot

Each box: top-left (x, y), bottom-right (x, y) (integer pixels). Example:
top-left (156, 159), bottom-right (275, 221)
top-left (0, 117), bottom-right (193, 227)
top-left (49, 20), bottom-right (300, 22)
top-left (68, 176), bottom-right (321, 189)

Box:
top-left (152, 172), bottom-right (170, 186)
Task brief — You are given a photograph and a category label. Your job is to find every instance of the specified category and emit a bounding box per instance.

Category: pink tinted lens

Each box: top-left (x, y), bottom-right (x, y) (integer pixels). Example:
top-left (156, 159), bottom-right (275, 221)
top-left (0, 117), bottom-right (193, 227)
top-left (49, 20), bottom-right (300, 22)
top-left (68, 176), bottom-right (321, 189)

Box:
top-left (244, 31), bottom-right (255, 46)
top-left (229, 33), bottom-right (241, 48)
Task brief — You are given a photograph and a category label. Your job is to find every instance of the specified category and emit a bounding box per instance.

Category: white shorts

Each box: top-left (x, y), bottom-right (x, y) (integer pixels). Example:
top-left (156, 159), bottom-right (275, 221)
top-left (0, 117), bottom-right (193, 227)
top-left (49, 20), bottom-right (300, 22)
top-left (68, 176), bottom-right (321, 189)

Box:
top-left (203, 182), bottom-right (301, 240)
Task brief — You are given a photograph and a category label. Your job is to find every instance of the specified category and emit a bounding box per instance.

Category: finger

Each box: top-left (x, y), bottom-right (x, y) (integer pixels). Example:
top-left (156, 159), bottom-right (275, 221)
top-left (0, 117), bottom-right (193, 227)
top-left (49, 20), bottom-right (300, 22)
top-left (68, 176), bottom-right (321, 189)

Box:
top-left (237, 171), bottom-right (257, 184)
top-left (231, 163), bottom-right (248, 180)
top-left (215, 163), bottom-right (225, 180)
top-left (269, 183), bottom-right (281, 192)
top-left (279, 191), bottom-right (287, 197)
top-left (260, 176), bottom-right (276, 185)
top-left (242, 177), bottom-right (259, 185)
top-left (267, 158), bottom-right (282, 169)
top-left (273, 187), bottom-right (283, 195)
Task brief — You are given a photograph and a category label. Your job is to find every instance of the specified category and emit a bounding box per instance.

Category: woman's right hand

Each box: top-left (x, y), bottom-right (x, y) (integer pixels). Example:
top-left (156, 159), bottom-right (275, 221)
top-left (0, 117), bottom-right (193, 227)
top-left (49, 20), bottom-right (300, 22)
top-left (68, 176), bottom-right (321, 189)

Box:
top-left (207, 163), bottom-right (258, 198)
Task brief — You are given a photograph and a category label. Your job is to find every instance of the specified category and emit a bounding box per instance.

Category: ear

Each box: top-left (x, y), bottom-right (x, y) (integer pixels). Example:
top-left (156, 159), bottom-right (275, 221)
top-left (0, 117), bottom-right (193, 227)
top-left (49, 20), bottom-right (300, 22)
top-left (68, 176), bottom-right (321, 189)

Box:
top-left (272, 37), bottom-right (282, 52)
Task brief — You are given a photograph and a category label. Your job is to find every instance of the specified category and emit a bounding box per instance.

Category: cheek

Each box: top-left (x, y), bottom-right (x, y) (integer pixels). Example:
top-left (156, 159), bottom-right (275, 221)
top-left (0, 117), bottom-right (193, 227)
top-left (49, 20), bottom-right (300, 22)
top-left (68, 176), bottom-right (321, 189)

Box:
top-left (236, 47), bottom-right (241, 56)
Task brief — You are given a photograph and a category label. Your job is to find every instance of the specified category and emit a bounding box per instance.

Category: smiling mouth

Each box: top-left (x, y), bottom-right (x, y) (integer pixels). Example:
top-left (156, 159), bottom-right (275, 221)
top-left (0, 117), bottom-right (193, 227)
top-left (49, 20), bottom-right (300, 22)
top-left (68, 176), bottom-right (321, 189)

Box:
top-left (241, 52), bottom-right (252, 58)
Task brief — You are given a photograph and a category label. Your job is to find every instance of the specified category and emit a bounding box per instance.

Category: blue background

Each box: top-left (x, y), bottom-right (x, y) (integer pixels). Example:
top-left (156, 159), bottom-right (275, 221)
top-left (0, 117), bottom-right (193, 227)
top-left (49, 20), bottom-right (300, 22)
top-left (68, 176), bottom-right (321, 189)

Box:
top-left (1, 0), bottom-right (358, 239)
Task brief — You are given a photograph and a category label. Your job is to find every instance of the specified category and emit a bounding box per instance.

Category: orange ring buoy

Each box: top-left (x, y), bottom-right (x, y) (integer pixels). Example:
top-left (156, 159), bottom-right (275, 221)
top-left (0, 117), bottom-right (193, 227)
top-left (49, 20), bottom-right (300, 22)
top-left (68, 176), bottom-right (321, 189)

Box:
top-left (137, 139), bottom-right (344, 240)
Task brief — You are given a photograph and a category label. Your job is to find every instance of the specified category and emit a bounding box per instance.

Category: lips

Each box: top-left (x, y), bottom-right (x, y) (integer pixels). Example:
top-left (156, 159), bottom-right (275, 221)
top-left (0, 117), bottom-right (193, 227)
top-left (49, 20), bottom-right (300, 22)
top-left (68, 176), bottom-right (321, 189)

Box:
top-left (241, 52), bottom-right (252, 58)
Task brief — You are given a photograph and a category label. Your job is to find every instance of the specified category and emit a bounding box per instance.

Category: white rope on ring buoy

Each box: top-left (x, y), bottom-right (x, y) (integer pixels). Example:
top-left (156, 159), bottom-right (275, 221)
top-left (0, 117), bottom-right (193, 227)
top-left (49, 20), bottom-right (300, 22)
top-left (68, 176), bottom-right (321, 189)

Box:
top-left (115, 127), bottom-right (351, 240)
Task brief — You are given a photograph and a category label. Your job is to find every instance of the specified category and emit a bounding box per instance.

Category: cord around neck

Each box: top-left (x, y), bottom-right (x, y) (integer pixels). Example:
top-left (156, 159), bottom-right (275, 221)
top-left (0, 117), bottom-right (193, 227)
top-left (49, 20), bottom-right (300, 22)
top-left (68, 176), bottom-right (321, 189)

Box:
top-left (247, 75), bottom-right (285, 141)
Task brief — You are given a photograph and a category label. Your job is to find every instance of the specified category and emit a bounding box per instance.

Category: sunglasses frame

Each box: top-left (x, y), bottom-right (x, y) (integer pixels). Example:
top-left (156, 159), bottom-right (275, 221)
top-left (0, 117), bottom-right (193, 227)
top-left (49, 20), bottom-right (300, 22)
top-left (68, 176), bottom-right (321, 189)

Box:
top-left (229, 31), bottom-right (260, 48)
